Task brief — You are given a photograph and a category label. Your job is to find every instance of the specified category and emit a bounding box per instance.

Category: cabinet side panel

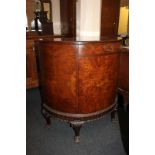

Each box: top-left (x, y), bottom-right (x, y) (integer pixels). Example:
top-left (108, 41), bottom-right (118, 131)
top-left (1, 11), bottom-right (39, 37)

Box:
top-left (101, 0), bottom-right (120, 37)
top-left (38, 44), bottom-right (78, 113)
top-left (118, 49), bottom-right (129, 91)
top-left (78, 45), bottom-right (120, 113)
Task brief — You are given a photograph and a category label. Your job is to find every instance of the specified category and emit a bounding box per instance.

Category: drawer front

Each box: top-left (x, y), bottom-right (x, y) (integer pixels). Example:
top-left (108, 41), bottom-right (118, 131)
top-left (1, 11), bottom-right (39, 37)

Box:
top-left (78, 42), bottom-right (120, 56)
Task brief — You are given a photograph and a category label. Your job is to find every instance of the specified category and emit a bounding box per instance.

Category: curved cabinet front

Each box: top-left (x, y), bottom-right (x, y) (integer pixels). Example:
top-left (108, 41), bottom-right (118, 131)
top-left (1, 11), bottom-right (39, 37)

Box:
top-left (37, 39), bottom-right (121, 142)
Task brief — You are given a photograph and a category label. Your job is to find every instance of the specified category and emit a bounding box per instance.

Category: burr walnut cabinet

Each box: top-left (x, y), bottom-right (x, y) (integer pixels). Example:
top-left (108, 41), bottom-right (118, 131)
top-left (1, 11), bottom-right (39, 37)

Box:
top-left (36, 38), bottom-right (121, 142)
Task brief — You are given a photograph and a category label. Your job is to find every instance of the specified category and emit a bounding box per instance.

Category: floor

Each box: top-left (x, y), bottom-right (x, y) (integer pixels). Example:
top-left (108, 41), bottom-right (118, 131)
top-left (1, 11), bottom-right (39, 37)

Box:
top-left (26, 88), bottom-right (127, 155)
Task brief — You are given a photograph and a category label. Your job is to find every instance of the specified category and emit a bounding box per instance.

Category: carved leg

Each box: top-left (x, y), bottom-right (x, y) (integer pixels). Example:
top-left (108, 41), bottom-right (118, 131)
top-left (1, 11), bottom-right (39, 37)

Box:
top-left (41, 107), bottom-right (51, 125)
top-left (111, 104), bottom-right (118, 122)
top-left (70, 121), bottom-right (84, 143)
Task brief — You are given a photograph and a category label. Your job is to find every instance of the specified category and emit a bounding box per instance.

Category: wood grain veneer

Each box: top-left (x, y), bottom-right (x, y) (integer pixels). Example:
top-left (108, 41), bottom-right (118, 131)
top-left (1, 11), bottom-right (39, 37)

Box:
top-left (37, 39), bottom-right (121, 117)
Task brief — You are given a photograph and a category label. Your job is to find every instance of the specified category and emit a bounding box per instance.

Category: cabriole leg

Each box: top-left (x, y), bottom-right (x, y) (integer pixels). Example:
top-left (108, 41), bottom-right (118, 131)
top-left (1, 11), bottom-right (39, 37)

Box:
top-left (41, 106), bottom-right (51, 125)
top-left (111, 104), bottom-right (118, 122)
top-left (70, 121), bottom-right (84, 143)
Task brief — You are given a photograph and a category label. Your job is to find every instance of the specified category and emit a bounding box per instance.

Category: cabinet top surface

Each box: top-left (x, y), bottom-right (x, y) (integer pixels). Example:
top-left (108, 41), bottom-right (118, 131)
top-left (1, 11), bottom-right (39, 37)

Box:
top-left (37, 36), bottom-right (121, 44)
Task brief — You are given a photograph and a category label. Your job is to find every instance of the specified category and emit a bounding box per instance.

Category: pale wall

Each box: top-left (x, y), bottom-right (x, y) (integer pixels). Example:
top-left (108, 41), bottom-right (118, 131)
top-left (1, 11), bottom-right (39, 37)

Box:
top-left (51, 0), bottom-right (61, 34)
top-left (76, 0), bottom-right (102, 40)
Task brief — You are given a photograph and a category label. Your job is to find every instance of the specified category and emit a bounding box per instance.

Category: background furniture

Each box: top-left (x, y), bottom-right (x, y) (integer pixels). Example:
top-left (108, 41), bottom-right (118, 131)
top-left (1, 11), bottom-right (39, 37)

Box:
top-left (33, 11), bottom-right (53, 35)
top-left (37, 38), bottom-right (121, 142)
top-left (40, 0), bottom-right (52, 21)
top-left (117, 46), bottom-right (129, 154)
top-left (118, 47), bottom-right (129, 154)
top-left (27, 0), bottom-right (121, 37)
top-left (118, 46), bottom-right (129, 107)
top-left (60, 0), bottom-right (76, 37)
top-left (26, 38), bottom-right (39, 89)
top-left (101, 0), bottom-right (120, 37)
top-left (26, 0), bottom-right (53, 33)
top-left (26, 32), bottom-right (63, 89)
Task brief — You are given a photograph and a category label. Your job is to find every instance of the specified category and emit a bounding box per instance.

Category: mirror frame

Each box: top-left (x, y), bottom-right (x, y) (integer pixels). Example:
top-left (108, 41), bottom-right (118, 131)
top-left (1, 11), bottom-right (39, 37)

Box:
top-left (40, 0), bottom-right (52, 21)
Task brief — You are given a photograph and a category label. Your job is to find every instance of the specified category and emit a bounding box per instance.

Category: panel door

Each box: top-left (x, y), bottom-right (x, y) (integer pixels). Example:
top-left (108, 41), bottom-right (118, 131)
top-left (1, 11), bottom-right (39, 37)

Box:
top-left (101, 0), bottom-right (120, 37)
top-left (60, 0), bottom-right (76, 37)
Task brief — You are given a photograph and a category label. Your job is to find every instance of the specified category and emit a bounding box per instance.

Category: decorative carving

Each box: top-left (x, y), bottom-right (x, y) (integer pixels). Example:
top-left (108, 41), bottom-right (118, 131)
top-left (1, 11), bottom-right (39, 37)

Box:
top-left (41, 105), bottom-right (51, 125)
